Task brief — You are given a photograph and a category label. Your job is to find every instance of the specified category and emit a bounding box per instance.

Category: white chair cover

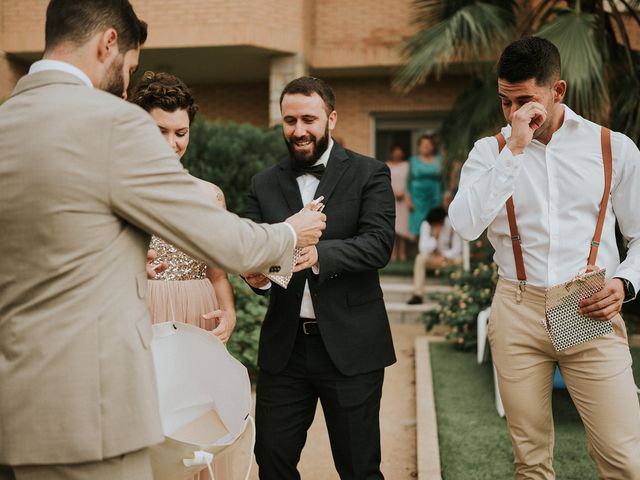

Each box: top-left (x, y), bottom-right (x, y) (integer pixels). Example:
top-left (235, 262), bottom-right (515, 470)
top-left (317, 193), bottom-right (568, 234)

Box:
top-left (149, 322), bottom-right (254, 480)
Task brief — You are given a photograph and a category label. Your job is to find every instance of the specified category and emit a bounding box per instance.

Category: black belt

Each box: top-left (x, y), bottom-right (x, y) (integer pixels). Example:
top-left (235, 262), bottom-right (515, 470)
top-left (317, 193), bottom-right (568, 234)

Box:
top-left (300, 318), bottom-right (320, 335)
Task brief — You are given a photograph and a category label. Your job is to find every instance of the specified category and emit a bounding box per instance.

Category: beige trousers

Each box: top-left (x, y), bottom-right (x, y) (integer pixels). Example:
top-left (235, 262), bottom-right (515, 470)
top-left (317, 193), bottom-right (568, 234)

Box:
top-left (488, 278), bottom-right (640, 480)
top-left (0, 448), bottom-right (152, 480)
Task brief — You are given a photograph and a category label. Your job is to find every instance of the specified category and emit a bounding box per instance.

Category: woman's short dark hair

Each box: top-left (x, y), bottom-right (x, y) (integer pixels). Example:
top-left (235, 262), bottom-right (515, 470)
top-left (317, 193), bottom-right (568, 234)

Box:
top-left (45, 0), bottom-right (147, 53)
top-left (280, 76), bottom-right (336, 115)
top-left (497, 37), bottom-right (561, 86)
top-left (418, 134), bottom-right (438, 153)
top-left (129, 71), bottom-right (199, 125)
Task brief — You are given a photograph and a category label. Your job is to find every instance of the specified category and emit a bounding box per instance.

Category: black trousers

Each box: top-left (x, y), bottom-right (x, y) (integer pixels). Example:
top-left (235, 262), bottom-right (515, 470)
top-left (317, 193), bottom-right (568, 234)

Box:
top-left (254, 326), bottom-right (385, 480)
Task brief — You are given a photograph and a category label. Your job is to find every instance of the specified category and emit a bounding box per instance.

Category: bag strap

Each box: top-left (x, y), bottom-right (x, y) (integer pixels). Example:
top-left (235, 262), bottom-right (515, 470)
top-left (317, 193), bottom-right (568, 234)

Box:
top-left (586, 127), bottom-right (613, 271)
top-left (495, 133), bottom-right (527, 282)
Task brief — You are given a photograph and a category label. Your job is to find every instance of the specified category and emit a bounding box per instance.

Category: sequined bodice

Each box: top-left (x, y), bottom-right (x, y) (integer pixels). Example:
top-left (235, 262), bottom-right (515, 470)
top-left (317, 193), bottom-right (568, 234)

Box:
top-left (150, 236), bottom-right (207, 281)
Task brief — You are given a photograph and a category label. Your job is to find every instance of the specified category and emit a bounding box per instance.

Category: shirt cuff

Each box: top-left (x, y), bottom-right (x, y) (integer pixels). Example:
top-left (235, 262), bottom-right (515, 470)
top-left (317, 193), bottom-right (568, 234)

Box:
top-left (312, 263), bottom-right (320, 275)
top-left (493, 146), bottom-right (524, 177)
top-left (259, 281), bottom-right (272, 290)
top-left (283, 222), bottom-right (297, 247)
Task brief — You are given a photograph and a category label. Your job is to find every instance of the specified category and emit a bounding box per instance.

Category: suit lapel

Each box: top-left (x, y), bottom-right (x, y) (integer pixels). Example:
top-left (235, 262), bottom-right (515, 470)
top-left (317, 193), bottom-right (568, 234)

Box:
top-left (277, 161), bottom-right (304, 214)
top-left (314, 143), bottom-right (350, 206)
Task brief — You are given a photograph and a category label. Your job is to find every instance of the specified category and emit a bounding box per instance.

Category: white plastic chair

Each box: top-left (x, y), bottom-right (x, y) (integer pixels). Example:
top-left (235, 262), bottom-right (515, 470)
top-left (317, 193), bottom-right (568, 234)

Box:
top-left (149, 321), bottom-right (255, 480)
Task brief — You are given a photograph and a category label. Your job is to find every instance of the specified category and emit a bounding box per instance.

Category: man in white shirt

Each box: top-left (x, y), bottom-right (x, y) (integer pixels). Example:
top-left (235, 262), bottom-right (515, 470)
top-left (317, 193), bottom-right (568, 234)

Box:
top-left (449, 37), bottom-right (640, 479)
top-left (407, 206), bottom-right (462, 304)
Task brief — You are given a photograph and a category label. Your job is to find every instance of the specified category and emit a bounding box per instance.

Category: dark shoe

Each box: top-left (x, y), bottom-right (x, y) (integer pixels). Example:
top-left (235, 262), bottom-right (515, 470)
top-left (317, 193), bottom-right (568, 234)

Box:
top-left (407, 295), bottom-right (423, 305)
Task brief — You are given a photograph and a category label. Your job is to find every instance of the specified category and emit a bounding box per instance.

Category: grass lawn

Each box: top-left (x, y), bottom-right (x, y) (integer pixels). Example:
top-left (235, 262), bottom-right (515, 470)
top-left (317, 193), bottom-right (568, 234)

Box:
top-left (430, 342), bottom-right (640, 480)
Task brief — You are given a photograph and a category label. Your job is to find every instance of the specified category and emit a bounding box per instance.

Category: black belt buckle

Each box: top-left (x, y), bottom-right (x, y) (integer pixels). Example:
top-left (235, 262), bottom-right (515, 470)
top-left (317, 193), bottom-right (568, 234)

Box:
top-left (302, 320), bottom-right (319, 335)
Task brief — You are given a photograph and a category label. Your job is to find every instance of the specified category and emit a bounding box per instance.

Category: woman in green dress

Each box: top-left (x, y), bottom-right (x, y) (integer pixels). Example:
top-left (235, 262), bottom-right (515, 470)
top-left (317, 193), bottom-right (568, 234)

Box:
top-left (406, 134), bottom-right (443, 237)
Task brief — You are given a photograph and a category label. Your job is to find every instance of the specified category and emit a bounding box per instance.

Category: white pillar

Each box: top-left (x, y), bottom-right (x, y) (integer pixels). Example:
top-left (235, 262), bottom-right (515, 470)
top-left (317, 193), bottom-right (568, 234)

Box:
top-left (269, 54), bottom-right (308, 127)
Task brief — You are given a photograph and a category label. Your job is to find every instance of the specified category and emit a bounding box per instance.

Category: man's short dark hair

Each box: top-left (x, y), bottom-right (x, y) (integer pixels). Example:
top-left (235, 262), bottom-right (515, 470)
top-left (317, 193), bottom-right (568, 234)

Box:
top-left (497, 37), bottom-right (561, 86)
top-left (426, 206), bottom-right (447, 225)
top-left (45, 0), bottom-right (147, 53)
top-left (280, 77), bottom-right (336, 114)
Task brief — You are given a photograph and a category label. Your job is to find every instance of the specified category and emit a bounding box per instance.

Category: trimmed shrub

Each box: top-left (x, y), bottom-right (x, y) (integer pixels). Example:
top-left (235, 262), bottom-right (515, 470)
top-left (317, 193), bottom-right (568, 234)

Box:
top-left (179, 119), bottom-right (289, 374)
top-left (226, 275), bottom-right (268, 376)
top-left (181, 119), bottom-right (288, 214)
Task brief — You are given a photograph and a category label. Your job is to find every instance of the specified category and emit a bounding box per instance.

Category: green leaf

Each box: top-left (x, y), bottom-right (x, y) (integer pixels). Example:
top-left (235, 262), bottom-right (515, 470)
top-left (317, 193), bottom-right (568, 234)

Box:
top-left (396, 1), bottom-right (517, 89)
top-left (535, 11), bottom-right (605, 117)
top-left (440, 70), bottom-right (504, 165)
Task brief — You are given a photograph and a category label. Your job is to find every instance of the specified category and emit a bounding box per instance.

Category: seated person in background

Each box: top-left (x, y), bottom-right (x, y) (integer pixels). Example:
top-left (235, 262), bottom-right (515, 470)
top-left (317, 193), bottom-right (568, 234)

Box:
top-left (407, 206), bottom-right (462, 305)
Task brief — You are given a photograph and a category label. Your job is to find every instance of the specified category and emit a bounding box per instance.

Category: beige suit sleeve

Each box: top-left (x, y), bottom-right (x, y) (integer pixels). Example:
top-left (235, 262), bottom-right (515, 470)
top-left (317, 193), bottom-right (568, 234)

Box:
top-left (107, 103), bottom-right (294, 275)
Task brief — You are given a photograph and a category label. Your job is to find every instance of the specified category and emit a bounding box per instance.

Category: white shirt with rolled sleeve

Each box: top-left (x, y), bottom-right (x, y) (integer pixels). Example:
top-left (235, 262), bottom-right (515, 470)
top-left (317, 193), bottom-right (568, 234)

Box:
top-left (449, 105), bottom-right (640, 297)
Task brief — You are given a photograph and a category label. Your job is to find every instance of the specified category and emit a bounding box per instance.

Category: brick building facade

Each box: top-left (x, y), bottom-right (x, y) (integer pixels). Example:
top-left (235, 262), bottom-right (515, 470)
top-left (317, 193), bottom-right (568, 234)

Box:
top-left (1, 0), bottom-right (465, 157)
top-left (2, 1), bottom-right (638, 157)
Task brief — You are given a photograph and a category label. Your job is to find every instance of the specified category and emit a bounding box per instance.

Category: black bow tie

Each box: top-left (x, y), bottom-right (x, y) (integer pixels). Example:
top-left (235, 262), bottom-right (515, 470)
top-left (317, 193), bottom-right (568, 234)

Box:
top-left (290, 163), bottom-right (326, 180)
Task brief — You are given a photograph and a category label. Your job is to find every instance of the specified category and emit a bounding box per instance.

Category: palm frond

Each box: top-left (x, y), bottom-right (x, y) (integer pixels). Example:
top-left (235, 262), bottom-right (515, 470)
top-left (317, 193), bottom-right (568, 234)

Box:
top-left (616, 0), bottom-right (640, 27)
top-left (440, 71), bottom-right (504, 165)
top-left (606, 0), bottom-right (637, 72)
top-left (518, 0), bottom-right (560, 35)
top-left (610, 62), bottom-right (640, 142)
top-left (396, 2), bottom-right (517, 90)
top-left (536, 11), bottom-right (605, 118)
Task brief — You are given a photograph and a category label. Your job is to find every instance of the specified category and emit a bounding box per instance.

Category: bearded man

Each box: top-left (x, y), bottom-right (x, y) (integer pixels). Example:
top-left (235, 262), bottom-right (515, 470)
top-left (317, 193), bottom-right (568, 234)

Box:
top-left (243, 76), bottom-right (397, 480)
top-left (0, 2), bottom-right (326, 478)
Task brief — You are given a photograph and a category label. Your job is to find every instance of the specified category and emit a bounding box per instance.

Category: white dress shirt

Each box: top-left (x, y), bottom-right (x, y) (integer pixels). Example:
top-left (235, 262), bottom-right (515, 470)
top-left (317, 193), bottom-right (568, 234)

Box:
top-left (29, 59), bottom-right (94, 88)
top-left (449, 105), bottom-right (640, 294)
top-left (418, 217), bottom-right (462, 260)
top-left (296, 139), bottom-right (333, 318)
top-left (260, 140), bottom-right (334, 318)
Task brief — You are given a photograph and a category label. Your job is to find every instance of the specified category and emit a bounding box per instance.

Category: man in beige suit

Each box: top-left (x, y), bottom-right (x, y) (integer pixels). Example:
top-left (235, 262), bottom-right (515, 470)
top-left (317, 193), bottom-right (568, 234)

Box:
top-left (0, 1), bottom-right (325, 479)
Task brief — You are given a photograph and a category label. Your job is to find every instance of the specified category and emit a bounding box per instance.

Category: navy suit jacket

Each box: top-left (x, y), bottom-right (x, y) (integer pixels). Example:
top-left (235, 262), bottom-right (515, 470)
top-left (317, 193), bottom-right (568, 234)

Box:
top-left (245, 143), bottom-right (397, 376)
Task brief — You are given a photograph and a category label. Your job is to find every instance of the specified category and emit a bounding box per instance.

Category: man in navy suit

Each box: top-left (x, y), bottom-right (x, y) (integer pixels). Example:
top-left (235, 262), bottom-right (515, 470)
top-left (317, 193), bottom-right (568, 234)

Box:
top-left (243, 77), bottom-right (396, 480)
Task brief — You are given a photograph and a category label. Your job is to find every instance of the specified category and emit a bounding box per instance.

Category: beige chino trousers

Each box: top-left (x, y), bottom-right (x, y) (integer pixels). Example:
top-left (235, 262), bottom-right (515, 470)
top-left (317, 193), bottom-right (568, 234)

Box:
top-left (488, 278), bottom-right (640, 480)
top-left (0, 448), bottom-right (152, 480)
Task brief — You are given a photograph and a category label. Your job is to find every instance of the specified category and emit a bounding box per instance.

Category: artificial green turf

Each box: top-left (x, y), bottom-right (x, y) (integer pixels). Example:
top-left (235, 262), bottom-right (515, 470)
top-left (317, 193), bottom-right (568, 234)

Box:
top-left (430, 343), bottom-right (640, 480)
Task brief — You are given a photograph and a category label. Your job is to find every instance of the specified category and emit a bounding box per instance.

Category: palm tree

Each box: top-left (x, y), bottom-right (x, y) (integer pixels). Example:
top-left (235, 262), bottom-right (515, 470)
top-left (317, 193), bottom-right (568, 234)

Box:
top-left (396, 0), bottom-right (640, 166)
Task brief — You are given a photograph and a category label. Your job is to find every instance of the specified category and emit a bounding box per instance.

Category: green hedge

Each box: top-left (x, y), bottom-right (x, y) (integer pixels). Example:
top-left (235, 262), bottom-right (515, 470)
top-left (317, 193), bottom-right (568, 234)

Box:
top-left (181, 119), bottom-right (287, 214)
top-left (180, 119), bottom-right (288, 375)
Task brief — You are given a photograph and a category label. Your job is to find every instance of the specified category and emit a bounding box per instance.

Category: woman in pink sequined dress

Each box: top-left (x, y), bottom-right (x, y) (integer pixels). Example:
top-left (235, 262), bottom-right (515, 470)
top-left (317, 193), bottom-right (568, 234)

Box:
top-left (130, 72), bottom-right (240, 480)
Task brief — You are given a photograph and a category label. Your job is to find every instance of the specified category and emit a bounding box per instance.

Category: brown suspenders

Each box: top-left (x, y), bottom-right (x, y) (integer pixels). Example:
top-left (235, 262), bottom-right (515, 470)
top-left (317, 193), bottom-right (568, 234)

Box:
top-left (494, 127), bottom-right (612, 286)
top-left (588, 128), bottom-right (613, 270)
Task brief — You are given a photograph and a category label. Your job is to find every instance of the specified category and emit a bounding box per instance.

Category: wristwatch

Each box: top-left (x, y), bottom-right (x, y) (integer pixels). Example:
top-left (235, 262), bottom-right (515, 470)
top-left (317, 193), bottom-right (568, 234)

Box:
top-left (615, 277), bottom-right (636, 302)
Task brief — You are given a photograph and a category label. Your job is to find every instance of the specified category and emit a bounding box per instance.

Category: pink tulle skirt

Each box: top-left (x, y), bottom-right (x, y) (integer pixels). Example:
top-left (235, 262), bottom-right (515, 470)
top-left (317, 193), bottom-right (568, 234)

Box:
top-left (147, 279), bottom-right (218, 328)
top-left (146, 279), bottom-right (253, 480)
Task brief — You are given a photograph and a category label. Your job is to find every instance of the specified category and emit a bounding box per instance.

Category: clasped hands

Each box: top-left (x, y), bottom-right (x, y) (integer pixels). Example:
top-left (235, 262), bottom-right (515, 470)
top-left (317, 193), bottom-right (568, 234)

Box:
top-left (243, 197), bottom-right (326, 289)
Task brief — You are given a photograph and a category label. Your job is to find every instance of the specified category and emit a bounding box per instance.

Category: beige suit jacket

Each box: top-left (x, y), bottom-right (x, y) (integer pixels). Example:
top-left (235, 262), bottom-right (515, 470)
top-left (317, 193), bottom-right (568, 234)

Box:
top-left (0, 71), bottom-right (294, 465)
